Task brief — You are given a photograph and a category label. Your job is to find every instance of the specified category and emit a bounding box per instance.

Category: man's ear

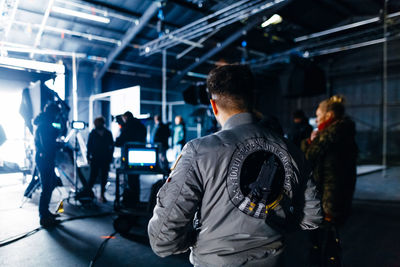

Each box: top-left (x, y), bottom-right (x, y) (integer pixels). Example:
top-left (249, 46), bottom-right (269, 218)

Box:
top-left (210, 99), bottom-right (218, 117)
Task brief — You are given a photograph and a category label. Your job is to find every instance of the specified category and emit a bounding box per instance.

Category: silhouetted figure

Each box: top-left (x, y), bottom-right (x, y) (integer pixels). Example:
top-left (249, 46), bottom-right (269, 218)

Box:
top-left (34, 103), bottom-right (62, 227)
top-left (172, 115), bottom-right (186, 160)
top-left (115, 111), bottom-right (146, 147)
top-left (287, 109), bottom-right (313, 147)
top-left (151, 115), bottom-right (170, 170)
top-left (86, 117), bottom-right (114, 203)
top-left (301, 95), bottom-right (358, 266)
top-left (115, 111), bottom-right (147, 208)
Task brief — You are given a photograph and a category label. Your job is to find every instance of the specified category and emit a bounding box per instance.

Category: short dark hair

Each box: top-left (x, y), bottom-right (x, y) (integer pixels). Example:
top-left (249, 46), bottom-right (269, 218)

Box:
top-left (207, 64), bottom-right (254, 111)
top-left (94, 116), bottom-right (105, 128)
top-left (123, 111), bottom-right (134, 120)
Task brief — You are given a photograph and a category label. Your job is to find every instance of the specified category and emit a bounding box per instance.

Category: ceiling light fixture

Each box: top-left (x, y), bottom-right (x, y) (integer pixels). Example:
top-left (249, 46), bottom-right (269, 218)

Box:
top-left (261, 14), bottom-right (282, 28)
top-left (52, 6), bottom-right (110, 24)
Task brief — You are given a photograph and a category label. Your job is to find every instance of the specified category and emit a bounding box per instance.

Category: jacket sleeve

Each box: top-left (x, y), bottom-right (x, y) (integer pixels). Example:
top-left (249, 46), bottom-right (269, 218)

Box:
top-left (288, 141), bottom-right (322, 230)
top-left (298, 175), bottom-right (323, 230)
top-left (148, 142), bottom-right (203, 257)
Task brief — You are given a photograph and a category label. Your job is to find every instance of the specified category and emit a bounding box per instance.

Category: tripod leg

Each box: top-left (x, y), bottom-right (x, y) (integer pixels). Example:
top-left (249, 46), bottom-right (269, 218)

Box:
top-left (23, 166), bottom-right (40, 198)
top-left (21, 175), bottom-right (41, 208)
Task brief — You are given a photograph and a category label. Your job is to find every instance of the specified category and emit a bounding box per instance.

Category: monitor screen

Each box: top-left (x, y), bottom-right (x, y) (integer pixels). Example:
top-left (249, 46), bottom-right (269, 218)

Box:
top-left (128, 148), bottom-right (157, 166)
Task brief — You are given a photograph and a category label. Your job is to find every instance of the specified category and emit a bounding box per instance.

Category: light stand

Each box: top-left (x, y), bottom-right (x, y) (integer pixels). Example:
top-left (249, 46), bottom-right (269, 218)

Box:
top-left (64, 120), bottom-right (88, 205)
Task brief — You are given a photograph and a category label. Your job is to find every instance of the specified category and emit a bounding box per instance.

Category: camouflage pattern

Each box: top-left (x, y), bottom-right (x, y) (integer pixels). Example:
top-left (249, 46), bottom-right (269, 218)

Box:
top-left (301, 117), bottom-right (358, 224)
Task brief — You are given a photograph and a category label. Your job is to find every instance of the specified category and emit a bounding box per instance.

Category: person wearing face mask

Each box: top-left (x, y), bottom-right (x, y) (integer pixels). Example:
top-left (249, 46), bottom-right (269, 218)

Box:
top-left (301, 95), bottom-right (358, 266)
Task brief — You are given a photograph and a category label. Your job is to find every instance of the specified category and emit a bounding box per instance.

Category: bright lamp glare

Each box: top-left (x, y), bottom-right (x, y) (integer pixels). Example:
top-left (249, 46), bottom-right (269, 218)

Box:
top-left (261, 14), bottom-right (282, 28)
top-left (52, 6), bottom-right (110, 24)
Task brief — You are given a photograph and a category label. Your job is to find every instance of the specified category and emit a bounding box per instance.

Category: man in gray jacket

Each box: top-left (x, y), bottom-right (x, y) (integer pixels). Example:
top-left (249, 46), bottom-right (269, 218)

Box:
top-left (148, 64), bottom-right (322, 266)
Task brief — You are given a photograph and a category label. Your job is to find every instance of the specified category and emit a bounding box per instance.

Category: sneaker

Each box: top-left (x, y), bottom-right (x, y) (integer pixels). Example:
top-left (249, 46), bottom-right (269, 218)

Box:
top-left (40, 216), bottom-right (60, 228)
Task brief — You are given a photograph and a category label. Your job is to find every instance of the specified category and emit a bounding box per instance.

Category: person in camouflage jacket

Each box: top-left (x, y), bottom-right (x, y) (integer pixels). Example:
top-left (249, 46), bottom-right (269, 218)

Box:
top-left (301, 95), bottom-right (358, 266)
top-left (301, 95), bottom-right (357, 224)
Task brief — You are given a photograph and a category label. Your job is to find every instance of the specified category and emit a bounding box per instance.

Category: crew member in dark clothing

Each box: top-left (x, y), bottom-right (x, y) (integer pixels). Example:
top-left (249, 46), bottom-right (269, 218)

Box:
top-left (151, 114), bottom-right (170, 170)
top-left (86, 116), bottom-right (114, 203)
top-left (287, 109), bottom-right (313, 147)
top-left (34, 103), bottom-right (62, 227)
top-left (115, 111), bottom-right (146, 147)
top-left (115, 111), bottom-right (147, 208)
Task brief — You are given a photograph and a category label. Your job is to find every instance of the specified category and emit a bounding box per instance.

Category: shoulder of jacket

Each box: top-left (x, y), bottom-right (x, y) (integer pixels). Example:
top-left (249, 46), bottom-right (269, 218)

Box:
top-left (187, 132), bottom-right (225, 153)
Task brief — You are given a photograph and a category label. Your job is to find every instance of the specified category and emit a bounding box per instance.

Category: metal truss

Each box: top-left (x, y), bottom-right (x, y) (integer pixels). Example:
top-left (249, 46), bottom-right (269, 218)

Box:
top-left (250, 12), bottom-right (400, 69)
top-left (139, 0), bottom-right (288, 56)
top-left (0, 0), bottom-right (19, 41)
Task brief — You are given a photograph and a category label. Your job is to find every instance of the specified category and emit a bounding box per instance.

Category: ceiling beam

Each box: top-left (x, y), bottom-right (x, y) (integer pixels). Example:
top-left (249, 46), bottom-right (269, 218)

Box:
top-left (168, 17), bottom-right (263, 89)
top-left (34, 0), bottom-right (54, 48)
top-left (95, 1), bottom-right (160, 81)
top-left (79, 0), bottom-right (180, 29)
top-left (18, 7), bottom-right (126, 36)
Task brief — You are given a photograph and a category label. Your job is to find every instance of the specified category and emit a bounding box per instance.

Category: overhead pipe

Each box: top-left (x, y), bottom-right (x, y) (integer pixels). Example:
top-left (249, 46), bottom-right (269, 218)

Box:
top-left (34, 0), bottom-right (54, 48)
top-left (168, 17), bottom-right (265, 88)
top-left (140, 0), bottom-right (288, 56)
top-left (13, 20), bottom-right (121, 45)
top-left (55, 0), bottom-right (138, 23)
top-left (176, 29), bottom-right (219, 59)
top-left (3, 0), bottom-right (19, 39)
top-left (95, 1), bottom-right (161, 81)
top-left (294, 11), bottom-right (400, 42)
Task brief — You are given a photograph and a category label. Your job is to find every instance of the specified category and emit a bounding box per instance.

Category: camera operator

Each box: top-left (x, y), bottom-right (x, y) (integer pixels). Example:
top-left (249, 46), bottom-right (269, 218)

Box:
top-left (34, 103), bottom-right (63, 227)
top-left (86, 116), bottom-right (114, 203)
top-left (115, 111), bottom-right (147, 208)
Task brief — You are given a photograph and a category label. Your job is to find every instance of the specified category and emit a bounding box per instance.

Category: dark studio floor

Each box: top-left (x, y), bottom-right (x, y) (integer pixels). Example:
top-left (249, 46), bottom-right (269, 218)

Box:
top-left (0, 167), bottom-right (400, 267)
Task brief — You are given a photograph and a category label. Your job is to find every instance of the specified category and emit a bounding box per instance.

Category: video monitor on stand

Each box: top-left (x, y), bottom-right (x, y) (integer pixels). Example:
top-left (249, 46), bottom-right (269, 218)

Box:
top-left (122, 142), bottom-right (163, 174)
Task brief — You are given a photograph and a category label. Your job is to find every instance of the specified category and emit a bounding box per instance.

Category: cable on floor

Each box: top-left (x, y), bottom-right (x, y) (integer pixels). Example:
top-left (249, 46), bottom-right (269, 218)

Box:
top-left (0, 211), bottom-right (115, 247)
top-left (88, 231), bottom-right (118, 267)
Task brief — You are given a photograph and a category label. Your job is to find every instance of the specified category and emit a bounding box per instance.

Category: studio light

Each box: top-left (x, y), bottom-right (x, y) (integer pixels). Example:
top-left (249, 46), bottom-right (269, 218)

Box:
top-left (52, 6), bottom-right (110, 24)
top-left (261, 14), bottom-right (282, 28)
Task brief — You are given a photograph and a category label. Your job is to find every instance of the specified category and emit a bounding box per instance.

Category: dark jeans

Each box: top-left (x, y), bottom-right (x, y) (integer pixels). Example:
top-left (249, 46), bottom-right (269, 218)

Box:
top-left (88, 160), bottom-right (110, 197)
top-left (36, 154), bottom-right (56, 219)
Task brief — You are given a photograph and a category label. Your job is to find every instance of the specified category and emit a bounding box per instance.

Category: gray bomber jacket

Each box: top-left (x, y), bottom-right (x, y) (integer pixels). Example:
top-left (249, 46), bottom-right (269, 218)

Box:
top-left (148, 113), bottom-right (322, 266)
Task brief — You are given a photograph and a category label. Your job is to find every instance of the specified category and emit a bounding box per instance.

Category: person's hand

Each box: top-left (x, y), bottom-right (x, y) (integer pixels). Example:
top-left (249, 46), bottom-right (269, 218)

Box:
top-left (324, 213), bottom-right (333, 222)
top-left (310, 130), bottom-right (318, 141)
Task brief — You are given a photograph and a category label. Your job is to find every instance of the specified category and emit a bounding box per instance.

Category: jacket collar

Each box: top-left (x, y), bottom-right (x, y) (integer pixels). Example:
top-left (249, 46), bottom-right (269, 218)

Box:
top-left (222, 112), bottom-right (255, 130)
